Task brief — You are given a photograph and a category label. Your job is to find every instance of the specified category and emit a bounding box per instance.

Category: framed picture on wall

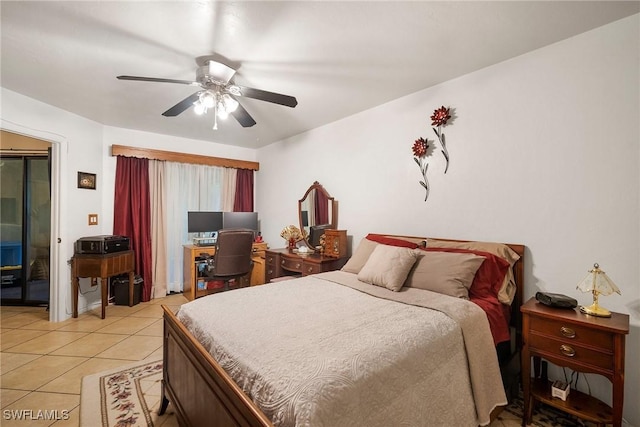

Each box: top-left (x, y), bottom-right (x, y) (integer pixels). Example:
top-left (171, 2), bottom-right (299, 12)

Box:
top-left (77, 172), bottom-right (96, 190)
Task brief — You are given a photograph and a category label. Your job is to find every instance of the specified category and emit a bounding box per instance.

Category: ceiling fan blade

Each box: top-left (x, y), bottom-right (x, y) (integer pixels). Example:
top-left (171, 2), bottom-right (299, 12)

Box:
top-left (232, 85), bottom-right (298, 108)
top-left (117, 75), bottom-right (200, 86)
top-left (231, 101), bottom-right (257, 127)
top-left (162, 92), bottom-right (201, 117)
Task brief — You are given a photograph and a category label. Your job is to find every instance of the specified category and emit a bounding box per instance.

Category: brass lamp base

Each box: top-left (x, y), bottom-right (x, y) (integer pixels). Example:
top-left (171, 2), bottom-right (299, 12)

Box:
top-left (579, 303), bottom-right (612, 318)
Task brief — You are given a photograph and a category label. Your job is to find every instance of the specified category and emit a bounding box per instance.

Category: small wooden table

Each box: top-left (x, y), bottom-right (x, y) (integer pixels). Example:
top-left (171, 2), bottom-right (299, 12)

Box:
top-left (72, 250), bottom-right (135, 319)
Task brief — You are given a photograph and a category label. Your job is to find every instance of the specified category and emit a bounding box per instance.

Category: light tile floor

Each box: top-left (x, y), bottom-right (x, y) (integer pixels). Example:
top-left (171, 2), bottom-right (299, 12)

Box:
top-left (1, 293), bottom-right (186, 427)
top-left (1, 293), bottom-right (523, 427)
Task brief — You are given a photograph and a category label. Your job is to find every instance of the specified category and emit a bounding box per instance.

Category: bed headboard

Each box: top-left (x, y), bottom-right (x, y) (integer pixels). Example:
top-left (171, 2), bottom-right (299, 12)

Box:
top-left (372, 234), bottom-right (525, 345)
top-left (505, 243), bottom-right (525, 338)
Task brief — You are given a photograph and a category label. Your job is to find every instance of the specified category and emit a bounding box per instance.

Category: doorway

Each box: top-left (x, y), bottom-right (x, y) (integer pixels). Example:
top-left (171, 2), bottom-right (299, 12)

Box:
top-left (1, 133), bottom-right (51, 306)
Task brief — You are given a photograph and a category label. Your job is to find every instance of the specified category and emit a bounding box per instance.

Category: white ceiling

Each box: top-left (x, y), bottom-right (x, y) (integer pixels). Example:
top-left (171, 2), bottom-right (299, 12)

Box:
top-left (2, 1), bottom-right (638, 149)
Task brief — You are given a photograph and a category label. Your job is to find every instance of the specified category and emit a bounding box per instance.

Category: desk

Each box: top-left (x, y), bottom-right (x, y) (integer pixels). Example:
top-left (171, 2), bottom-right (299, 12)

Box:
top-left (183, 243), bottom-right (268, 301)
top-left (72, 250), bottom-right (135, 319)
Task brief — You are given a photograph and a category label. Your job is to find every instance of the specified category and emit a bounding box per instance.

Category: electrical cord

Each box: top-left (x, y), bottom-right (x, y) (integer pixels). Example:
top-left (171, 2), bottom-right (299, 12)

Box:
top-left (560, 368), bottom-right (592, 396)
top-left (583, 372), bottom-right (592, 395)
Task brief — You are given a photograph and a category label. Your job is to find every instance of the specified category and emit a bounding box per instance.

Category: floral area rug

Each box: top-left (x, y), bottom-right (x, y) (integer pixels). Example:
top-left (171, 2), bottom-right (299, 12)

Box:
top-left (80, 359), bottom-right (174, 427)
top-left (81, 359), bottom-right (594, 427)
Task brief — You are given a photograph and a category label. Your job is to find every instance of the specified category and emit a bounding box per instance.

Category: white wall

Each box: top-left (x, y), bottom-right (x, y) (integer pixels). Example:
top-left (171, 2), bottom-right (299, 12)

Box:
top-left (257, 15), bottom-right (640, 425)
top-left (1, 90), bottom-right (257, 321)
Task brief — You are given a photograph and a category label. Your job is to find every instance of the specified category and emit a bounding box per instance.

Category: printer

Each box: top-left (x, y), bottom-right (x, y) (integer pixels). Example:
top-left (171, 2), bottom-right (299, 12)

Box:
top-left (75, 235), bottom-right (130, 254)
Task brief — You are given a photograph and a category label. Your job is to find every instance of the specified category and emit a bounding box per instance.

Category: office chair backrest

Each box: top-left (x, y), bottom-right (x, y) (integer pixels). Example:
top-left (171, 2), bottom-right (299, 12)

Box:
top-left (211, 229), bottom-right (254, 278)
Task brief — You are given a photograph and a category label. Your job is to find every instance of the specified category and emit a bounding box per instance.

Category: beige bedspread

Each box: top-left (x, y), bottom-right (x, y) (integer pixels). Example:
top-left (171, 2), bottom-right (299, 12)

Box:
top-left (177, 270), bottom-right (507, 427)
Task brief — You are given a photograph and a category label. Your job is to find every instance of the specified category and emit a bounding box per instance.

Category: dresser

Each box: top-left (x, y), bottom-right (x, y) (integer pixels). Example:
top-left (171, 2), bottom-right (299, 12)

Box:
top-left (521, 297), bottom-right (629, 427)
top-left (265, 248), bottom-right (348, 282)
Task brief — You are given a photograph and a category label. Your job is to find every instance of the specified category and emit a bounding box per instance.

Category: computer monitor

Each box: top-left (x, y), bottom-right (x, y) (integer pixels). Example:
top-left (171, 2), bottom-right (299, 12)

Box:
top-left (187, 211), bottom-right (223, 234)
top-left (309, 224), bottom-right (332, 248)
top-left (222, 212), bottom-right (259, 234)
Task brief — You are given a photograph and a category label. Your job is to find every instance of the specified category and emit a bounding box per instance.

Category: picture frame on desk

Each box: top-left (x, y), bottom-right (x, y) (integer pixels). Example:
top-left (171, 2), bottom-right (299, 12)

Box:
top-left (77, 171), bottom-right (96, 189)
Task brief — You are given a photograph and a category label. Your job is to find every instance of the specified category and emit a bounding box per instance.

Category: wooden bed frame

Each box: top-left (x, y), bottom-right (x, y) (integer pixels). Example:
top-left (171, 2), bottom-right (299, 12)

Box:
top-left (159, 239), bottom-right (525, 427)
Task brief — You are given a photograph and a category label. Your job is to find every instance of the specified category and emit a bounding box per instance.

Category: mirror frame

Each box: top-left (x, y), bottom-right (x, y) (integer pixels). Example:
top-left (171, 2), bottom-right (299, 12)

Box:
top-left (298, 181), bottom-right (338, 248)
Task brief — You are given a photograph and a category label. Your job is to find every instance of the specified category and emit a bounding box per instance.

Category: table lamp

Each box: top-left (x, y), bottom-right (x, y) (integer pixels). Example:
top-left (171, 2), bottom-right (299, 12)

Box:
top-left (576, 263), bottom-right (620, 317)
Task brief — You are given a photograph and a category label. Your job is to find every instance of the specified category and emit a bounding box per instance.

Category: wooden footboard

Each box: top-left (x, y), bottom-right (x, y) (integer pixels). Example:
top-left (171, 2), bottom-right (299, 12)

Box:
top-left (161, 305), bottom-right (272, 427)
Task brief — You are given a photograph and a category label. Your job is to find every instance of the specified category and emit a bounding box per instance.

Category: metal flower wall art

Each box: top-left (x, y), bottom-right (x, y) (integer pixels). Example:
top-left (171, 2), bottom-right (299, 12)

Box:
top-left (431, 106), bottom-right (452, 173)
top-left (412, 105), bottom-right (454, 201)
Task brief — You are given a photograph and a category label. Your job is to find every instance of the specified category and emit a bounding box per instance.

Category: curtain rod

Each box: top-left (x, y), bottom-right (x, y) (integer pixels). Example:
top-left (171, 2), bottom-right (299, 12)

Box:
top-left (111, 144), bottom-right (259, 171)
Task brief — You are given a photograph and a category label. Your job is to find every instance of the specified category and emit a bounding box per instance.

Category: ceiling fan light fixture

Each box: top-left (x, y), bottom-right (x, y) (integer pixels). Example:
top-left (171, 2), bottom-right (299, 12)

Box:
top-left (222, 94), bottom-right (239, 113)
top-left (200, 91), bottom-right (215, 109)
top-left (217, 108), bottom-right (230, 120)
top-left (193, 100), bottom-right (206, 115)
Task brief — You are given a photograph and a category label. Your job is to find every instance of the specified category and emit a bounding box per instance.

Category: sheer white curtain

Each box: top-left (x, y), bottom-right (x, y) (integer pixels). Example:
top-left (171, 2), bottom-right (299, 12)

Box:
top-left (222, 168), bottom-right (237, 211)
top-left (149, 160), bottom-right (168, 298)
top-left (161, 162), bottom-right (224, 293)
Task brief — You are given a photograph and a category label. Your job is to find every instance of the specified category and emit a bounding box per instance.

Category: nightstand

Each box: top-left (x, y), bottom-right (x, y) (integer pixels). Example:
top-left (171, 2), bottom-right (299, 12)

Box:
top-left (521, 297), bottom-right (629, 427)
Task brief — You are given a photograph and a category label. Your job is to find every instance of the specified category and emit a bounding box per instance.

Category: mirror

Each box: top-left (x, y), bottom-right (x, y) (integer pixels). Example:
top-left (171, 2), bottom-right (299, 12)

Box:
top-left (298, 181), bottom-right (338, 249)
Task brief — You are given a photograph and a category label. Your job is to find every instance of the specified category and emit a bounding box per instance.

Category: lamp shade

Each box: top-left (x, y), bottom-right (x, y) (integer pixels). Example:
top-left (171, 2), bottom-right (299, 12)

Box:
top-left (576, 263), bottom-right (620, 317)
top-left (576, 263), bottom-right (620, 296)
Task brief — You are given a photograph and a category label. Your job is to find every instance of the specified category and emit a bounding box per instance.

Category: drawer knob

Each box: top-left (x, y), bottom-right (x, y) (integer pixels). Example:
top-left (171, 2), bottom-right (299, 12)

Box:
top-left (295, 263), bottom-right (301, 269)
top-left (308, 267), bottom-right (313, 273)
top-left (560, 326), bottom-right (576, 338)
top-left (281, 260), bottom-right (285, 265)
top-left (560, 344), bottom-right (576, 357)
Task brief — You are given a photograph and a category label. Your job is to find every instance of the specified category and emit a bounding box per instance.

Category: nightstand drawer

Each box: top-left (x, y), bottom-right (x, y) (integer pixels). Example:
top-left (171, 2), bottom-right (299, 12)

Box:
top-left (529, 333), bottom-right (613, 371)
top-left (529, 316), bottom-right (613, 351)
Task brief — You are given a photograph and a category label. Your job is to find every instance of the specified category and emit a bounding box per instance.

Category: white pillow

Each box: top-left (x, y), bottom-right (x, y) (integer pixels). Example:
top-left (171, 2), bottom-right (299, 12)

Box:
top-left (357, 245), bottom-right (419, 291)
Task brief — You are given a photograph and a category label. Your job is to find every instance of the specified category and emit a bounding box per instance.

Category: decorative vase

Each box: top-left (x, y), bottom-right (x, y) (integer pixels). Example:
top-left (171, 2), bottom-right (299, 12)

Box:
top-left (288, 238), bottom-right (296, 250)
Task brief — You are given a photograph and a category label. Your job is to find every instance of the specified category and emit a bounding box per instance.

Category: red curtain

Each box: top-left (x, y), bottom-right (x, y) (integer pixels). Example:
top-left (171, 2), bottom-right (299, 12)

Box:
top-left (113, 156), bottom-right (153, 301)
top-left (233, 169), bottom-right (254, 212)
top-left (315, 190), bottom-right (329, 225)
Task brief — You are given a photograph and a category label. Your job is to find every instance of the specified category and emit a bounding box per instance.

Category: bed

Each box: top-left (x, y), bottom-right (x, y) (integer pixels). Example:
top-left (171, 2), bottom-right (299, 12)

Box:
top-left (160, 234), bottom-right (525, 427)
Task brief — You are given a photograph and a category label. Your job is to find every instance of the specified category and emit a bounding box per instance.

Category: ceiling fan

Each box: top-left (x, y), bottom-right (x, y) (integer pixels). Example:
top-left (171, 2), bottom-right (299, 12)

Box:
top-left (117, 58), bottom-right (297, 129)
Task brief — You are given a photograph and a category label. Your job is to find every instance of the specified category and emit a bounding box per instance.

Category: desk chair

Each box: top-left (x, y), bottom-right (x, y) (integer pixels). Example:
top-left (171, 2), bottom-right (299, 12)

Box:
top-left (202, 229), bottom-right (254, 290)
